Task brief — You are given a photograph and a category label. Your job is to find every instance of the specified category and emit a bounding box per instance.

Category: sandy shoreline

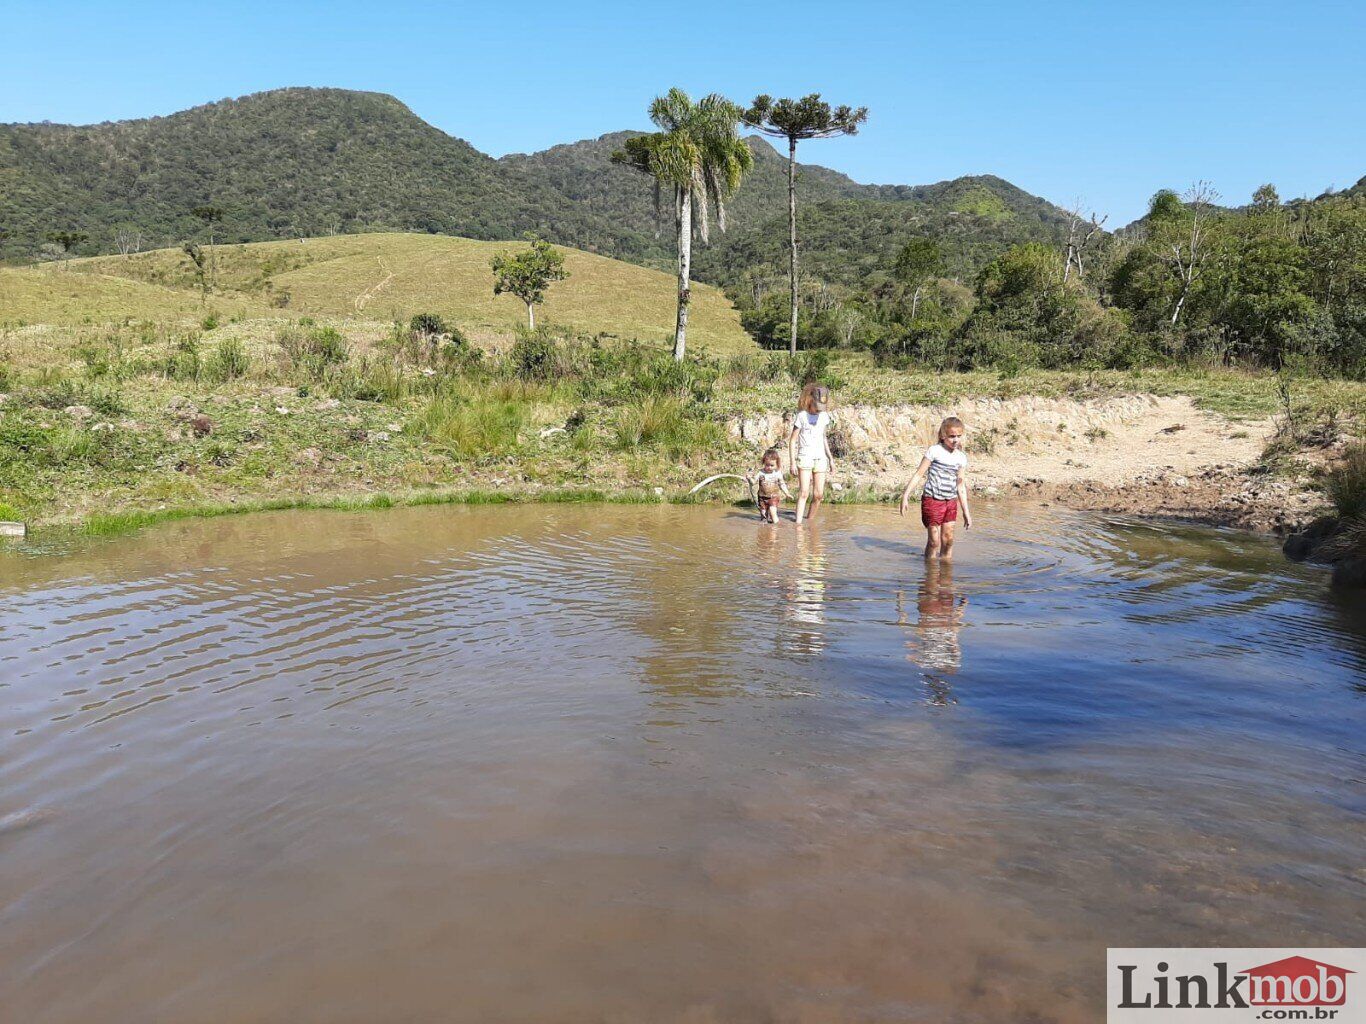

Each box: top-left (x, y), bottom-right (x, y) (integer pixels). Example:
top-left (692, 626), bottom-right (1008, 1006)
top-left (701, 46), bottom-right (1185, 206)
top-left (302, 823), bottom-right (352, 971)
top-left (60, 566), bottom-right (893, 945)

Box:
top-left (734, 395), bottom-right (1330, 535)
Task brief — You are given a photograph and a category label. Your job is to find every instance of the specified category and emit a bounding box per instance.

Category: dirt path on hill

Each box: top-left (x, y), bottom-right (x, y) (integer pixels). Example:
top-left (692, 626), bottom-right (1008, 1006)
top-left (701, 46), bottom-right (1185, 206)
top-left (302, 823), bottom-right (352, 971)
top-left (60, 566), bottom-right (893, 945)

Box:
top-left (353, 258), bottom-right (395, 313)
top-left (729, 396), bottom-right (1327, 533)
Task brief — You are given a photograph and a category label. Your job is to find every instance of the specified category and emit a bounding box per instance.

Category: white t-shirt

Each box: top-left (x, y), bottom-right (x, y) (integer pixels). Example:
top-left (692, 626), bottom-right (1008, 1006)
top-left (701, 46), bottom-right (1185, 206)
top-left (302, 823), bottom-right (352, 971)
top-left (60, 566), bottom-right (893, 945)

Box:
top-left (756, 469), bottom-right (786, 496)
top-left (923, 443), bottom-right (967, 500)
top-left (793, 410), bottom-right (831, 459)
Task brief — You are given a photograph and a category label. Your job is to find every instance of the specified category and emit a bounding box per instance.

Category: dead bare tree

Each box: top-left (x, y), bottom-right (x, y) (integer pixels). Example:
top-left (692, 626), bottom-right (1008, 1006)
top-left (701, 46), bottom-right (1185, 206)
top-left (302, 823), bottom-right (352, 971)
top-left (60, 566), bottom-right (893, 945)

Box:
top-left (1163, 181), bottom-right (1220, 326)
top-left (834, 305), bottom-right (864, 347)
top-left (1062, 202), bottom-right (1108, 282)
top-left (115, 227), bottom-right (143, 256)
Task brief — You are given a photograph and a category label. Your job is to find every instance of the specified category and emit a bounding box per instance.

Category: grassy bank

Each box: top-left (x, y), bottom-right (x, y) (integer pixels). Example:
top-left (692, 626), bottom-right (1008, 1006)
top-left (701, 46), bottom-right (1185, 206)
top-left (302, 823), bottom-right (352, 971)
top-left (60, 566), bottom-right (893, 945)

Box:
top-left (2, 311), bottom-right (1363, 535)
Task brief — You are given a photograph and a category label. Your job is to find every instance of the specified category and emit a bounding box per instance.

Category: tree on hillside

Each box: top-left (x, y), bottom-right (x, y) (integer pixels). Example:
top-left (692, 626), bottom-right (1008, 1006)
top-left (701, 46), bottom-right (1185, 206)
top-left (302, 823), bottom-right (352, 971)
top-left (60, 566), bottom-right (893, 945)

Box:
top-left (894, 237), bottom-right (945, 326)
top-left (182, 242), bottom-right (209, 302)
top-left (192, 205), bottom-right (225, 286)
top-left (114, 225), bottom-right (143, 256)
top-left (1252, 184), bottom-right (1280, 212)
top-left (1062, 203), bottom-right (1107, 282)
top-left (490, 236), bottom-right (568, 329)
top-left (612, 88), bottom-right (753, 360)
top-left (1148, 182), bottom-right (1220, 326)
top-left (45, 231), bottom-right (88, 266)
top-left (743, 94), bottom-right (868, 354)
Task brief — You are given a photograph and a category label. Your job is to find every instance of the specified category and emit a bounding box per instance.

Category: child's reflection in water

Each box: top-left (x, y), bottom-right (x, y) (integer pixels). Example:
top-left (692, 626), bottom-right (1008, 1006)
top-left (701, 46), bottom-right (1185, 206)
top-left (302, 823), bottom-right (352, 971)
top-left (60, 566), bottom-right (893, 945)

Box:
top-left (897, 560), bottom-right (967, 704)
top-left (785, 525), bottom-right (828, 656)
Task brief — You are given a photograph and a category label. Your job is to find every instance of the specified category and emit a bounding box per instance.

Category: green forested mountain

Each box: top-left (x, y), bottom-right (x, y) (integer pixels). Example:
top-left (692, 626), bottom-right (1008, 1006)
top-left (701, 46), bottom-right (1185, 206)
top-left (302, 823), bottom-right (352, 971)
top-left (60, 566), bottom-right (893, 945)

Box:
top-left (0, 88), bottom-right (659, 262)
top-left (0, 87), bottom-right (1072, 287)
top-left (502, 132), bottom-right (1073, 283)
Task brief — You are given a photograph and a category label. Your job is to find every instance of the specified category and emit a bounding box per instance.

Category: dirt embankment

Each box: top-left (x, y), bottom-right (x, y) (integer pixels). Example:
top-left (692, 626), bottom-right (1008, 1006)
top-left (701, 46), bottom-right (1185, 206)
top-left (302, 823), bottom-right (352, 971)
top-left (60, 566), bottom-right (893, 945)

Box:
top-left (729, 395), bottom-right (1327, 533)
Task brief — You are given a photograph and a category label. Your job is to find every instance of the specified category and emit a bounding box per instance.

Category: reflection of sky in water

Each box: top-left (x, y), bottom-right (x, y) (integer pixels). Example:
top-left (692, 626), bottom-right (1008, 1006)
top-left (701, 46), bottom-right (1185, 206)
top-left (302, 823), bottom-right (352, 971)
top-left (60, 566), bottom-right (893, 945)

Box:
top-left (1, 502), bottom-right (1364, 1024)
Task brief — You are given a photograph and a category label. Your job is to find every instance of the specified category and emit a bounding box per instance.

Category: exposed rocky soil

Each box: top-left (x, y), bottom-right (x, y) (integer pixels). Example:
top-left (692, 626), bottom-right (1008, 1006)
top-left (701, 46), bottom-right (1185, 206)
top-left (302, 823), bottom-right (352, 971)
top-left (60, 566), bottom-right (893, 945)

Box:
top-left (729, 395), bottom-right (1330, 534)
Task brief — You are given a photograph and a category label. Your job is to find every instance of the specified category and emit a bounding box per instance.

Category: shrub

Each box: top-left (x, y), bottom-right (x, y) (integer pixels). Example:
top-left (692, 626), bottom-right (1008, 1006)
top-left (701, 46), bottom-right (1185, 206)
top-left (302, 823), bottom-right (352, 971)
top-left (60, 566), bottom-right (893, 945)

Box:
top-left (766, 349), bottom-right (844, 390)
top-left (164, 335), bottom-right (202, 381)
top-left (76, 336), bottom-right (128, 379)
top-left (409, 312), bottom-right (449, 337)
top-left (509, 329), bottom-right (558, 380)
top-left (277, 325), bottom-right (350, 383)
top-left (27, 369), bottom-right (78, 410)
top-left (86, 386), bottom-right (127, 417)
top-left (0, 363), bottom-right (13, 391)
top-left (201, 312), bottom-right (220, 331)
top-left (207, 338), bottom-right (250, 382)
top-left (1326, 443), bottom-right (1366, 521)
top-left (396, 317), bottom-right (475, 371)
top-left (587, 345), bottom-right (720, 403)
top-left (309, 327), bottom-right (349, 366)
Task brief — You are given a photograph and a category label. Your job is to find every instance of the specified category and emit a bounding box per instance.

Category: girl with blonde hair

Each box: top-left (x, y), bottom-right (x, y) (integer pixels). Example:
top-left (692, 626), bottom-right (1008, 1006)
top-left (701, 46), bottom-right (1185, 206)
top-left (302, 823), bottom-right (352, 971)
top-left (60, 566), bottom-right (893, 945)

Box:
top-left (899, 416), bottom-right (972, 559)
top-left (788, 383), bottom-right (835, 525)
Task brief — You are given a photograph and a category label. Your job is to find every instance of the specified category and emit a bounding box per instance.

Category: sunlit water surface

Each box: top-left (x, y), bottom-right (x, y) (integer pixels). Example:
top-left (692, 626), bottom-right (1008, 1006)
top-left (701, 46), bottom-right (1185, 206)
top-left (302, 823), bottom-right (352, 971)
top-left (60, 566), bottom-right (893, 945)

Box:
top-left (2, 503), bottom-right (1363, 1023)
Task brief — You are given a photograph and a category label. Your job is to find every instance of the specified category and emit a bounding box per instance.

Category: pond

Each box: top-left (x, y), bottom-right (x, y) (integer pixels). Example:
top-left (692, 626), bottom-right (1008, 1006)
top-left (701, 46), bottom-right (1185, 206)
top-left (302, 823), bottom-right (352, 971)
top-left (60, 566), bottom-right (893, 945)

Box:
top-left (2, 503), bottom-right (1363, 1023)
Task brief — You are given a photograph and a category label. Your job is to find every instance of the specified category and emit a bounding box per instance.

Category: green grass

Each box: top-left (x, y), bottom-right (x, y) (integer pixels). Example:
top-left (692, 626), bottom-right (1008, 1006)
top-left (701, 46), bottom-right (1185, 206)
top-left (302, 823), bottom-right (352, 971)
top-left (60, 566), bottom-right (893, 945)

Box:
top-left (77, 486), bottom-right (667, 538)
top-left (0, 264), bottom-right (266, 324)
top-left (1326, 443), bottom-right (1366, 520)
top-left (58, 233), bottom-right (753, 353)
top-left (3, 299), bottom-right (1363, 537)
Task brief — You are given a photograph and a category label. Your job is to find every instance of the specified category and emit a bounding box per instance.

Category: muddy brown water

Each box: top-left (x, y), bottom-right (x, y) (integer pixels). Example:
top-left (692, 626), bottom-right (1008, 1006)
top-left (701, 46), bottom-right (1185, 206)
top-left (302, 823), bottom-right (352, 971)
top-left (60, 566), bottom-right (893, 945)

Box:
top-left (2, 503), bottom-right (1363, 1023)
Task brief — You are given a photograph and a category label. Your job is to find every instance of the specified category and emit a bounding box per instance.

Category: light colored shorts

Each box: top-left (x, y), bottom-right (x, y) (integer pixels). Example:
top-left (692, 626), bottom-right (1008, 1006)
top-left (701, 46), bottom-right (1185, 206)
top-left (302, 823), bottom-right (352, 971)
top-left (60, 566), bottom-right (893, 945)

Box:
top-left (795, 455), bottom-right (829, 473)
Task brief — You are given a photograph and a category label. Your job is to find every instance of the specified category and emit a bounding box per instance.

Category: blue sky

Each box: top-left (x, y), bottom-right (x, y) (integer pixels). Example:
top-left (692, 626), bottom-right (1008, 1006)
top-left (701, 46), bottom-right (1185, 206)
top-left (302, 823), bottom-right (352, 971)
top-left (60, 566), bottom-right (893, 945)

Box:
top-left (4, 0), bottom-right (1363, 223)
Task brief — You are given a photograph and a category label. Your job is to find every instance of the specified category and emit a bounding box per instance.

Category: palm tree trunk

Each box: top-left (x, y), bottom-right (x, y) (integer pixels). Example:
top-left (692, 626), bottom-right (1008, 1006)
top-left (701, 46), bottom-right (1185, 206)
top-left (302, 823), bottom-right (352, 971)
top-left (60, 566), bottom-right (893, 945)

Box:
top-left (674, 188), bottom-right (692, 361)
top-left (787, 135), bottom-right (798, 357)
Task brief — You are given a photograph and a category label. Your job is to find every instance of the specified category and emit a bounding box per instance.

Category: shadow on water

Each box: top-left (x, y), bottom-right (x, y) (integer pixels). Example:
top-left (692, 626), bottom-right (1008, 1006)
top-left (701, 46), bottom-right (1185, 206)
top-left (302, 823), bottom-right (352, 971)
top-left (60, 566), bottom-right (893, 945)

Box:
top-left (1, 501), bottom-right (1363, 1024)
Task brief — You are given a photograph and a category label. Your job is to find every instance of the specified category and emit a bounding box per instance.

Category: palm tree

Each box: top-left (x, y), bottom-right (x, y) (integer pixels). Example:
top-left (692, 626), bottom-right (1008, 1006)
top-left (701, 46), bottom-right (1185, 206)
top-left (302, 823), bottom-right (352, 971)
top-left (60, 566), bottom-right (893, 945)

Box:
top-left (613, 89), bottom-right (753, 360)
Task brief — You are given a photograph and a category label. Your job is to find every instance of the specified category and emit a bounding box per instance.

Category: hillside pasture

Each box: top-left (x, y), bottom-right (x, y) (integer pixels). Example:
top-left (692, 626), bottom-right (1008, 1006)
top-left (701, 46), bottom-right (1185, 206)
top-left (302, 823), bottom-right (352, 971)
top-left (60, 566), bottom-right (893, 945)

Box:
top-left (62, 233), bottom-right (754, 353)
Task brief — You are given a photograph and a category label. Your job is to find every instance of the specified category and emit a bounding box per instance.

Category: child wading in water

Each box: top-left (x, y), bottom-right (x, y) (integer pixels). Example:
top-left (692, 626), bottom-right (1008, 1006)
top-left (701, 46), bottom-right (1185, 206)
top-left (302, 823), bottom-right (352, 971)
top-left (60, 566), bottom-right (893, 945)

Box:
top-left (899, 416), bottom-right (973, 559)
top-left (752, 447), bottom-right (793, 523)
top-left (789, 384), bottom-right (835, 525)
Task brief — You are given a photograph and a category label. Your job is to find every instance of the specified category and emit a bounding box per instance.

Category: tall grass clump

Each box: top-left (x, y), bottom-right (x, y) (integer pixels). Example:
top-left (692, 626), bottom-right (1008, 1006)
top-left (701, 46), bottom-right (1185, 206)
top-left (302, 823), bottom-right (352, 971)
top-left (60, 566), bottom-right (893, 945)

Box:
top-left (1326, 443), bottom-right (1366, 521)
top-left (586, 343), bottom-right (720, 403)
top-left (410, 391), bottom-right (532, 460)
top-left (278, 325), bottom-right (349, 380)
top-left (612, 396), bottom-right (725, 459)
top-left (163, 335), bottom-right (202, 381)
top-left (206, 338), bottom-right (250, 382)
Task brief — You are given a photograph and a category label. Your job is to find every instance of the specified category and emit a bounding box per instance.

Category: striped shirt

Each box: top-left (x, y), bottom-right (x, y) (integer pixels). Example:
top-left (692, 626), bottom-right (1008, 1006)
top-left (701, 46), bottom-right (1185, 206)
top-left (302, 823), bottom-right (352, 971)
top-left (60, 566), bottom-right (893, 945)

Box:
top-left (923, 443), bottom-right (967, 500)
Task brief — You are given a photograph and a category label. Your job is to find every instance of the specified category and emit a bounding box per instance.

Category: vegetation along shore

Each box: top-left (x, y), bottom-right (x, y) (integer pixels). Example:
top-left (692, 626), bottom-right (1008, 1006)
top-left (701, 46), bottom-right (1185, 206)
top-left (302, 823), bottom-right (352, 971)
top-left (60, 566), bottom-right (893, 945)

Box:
top-left (2, 87), bottom-right (1363, 580)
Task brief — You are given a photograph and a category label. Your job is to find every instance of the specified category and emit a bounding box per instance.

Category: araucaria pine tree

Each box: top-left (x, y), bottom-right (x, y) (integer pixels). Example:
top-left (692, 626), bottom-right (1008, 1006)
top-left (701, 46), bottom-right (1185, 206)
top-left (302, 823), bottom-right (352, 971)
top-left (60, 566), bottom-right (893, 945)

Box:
top-left (744, 94), bottom-right (868, 354)
top-left (613, 89), bottom-right (753, 360)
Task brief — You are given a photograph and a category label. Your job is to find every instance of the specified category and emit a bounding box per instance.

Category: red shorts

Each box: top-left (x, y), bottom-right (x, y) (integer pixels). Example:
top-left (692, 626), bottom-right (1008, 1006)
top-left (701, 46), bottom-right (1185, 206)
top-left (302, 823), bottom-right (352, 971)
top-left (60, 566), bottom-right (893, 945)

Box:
top-left (758, 494), bottom-right (782, 512)
top-left (921, 496), bottom-right (959, 527)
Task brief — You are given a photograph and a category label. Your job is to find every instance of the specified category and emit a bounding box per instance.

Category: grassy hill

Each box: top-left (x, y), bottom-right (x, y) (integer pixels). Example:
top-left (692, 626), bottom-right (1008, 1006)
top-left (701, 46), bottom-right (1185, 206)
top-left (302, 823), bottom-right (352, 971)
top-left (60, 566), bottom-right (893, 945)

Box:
top-left (0, 264), bottom-right (267, 324)
top-left (19, 233), bottom-right (752, 351)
